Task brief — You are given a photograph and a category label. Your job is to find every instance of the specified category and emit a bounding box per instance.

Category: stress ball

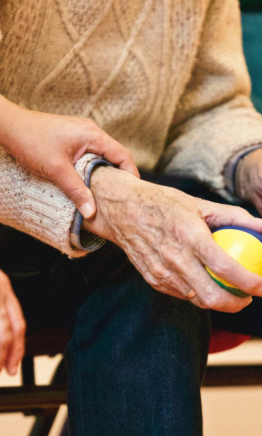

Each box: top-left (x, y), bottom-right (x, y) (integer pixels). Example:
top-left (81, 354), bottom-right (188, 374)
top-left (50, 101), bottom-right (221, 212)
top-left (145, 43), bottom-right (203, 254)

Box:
top-left (206, 226), bottom-right (262, 298)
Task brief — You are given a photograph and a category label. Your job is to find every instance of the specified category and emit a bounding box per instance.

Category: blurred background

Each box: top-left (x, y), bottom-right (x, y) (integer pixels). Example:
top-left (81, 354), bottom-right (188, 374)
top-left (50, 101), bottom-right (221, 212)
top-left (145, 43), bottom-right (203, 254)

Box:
top-left (241, 0), bottom-right (262, 113)
top-left (1, 340), bottom-right (262, 436)
top-left (1, 1), bottom-right (262, 435)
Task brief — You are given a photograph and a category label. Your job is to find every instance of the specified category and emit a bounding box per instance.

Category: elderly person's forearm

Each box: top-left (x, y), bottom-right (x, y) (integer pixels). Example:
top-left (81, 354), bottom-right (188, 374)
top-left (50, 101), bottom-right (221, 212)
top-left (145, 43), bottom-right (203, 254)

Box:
top-left (83, 165), bottom-right (262, 313)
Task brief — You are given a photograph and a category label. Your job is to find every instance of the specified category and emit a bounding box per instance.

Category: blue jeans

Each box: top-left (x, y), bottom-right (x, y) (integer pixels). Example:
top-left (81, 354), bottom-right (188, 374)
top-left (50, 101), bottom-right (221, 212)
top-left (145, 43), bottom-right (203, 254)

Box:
top-left (1, 174), bottom-right (260, 436)
top-left (66, 257), bottom-right (210, 436)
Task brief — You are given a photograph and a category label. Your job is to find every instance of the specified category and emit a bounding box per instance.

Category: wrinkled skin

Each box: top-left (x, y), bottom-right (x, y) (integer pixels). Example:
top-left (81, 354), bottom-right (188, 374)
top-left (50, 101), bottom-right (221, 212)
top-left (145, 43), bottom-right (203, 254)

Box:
top-left (84, 166), bottom-right (262, 313)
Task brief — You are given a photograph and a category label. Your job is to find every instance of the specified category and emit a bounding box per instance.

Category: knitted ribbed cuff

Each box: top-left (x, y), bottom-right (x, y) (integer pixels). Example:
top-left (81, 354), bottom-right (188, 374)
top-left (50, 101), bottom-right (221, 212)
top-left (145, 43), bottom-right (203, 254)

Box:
top-left (22, 153), bottom-right (103, 258)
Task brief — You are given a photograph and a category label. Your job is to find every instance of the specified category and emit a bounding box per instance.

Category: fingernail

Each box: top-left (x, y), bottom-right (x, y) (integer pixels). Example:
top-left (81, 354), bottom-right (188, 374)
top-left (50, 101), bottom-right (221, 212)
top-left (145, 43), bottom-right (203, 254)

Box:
top-left (79, 202), bottom-right (95, 219)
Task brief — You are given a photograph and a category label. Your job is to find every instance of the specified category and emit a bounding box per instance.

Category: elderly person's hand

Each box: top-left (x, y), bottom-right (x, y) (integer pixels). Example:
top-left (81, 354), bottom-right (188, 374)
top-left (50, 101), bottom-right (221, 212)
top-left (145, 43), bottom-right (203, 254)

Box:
top-left (0, 96), bottom-right (139, 219)
top-left (83, 166), bottom-right (262, 313)
top-left (235, 148), bottom-right (262, 216)
top-left (0, 270), bottom-right (26, 376)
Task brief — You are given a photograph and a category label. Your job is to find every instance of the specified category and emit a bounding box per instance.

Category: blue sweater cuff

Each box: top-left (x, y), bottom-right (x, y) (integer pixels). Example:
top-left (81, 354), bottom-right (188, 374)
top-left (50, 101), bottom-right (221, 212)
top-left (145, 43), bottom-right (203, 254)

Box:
top-left (70, 157), bottom-right (113, 253)
top-left (224, 145), bottom-right (262, 195)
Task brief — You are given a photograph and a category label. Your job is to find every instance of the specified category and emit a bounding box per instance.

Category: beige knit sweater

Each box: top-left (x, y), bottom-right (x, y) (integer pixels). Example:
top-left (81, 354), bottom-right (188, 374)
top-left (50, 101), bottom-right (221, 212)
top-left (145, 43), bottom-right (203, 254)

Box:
top-left (1, 0), bottom-right (262, 257)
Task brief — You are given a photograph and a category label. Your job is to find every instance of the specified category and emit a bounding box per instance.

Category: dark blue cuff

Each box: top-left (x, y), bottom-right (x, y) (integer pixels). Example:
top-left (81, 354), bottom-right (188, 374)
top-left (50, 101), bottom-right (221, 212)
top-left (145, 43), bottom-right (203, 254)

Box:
top-left (224, 145), bottom-right (262, 195)
top-left (70, 157), bottom-right (113, 253)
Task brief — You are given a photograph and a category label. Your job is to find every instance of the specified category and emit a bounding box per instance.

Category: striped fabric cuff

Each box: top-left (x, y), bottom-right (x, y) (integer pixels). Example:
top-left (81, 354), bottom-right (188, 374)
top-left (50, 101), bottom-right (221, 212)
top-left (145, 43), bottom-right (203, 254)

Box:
top-left (70, 157), bottom-right (113, 253)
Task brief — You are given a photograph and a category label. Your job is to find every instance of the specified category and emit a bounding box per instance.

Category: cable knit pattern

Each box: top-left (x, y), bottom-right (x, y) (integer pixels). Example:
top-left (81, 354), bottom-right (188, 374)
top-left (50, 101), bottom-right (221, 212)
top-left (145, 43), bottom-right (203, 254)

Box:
top-left (157, 0), bottom-right (262, 199)
top-left (1, 0), bottom-right (262, 254)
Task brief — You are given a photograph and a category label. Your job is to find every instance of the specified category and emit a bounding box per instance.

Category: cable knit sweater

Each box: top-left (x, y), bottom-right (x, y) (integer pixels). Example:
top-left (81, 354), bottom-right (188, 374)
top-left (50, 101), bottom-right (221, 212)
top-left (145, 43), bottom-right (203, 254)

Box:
top-left (1, 0), bottom-right (262, 257)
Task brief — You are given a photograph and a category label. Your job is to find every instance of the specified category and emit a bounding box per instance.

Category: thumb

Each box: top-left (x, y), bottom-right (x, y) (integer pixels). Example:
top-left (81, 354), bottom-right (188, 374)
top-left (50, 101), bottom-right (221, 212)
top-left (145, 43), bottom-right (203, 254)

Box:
top-left (54, 161), bottom-right (96, 218)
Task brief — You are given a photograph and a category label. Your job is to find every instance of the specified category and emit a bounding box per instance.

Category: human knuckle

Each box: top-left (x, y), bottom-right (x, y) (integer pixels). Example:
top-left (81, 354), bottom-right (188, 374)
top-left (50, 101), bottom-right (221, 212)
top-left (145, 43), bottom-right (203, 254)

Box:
top-left (194, 239), bottom-right (212, 259)
top-left (187, 225), bottom-right (206, 244)
top-left (162, 250), bottom-right (180, 269)
top-left (171, 254), bottom-right (188, 274)
top-left (143, 271), bottom-right (158, 288)
top-left (151, 283), bottom-right (163, 293)
top-left (84, 119), bottom-right (100, 138)
top-left (192, 226), bottom-right (205, 239)
top-left (0, 332), bottom-right (12, 347)
top-left (14, 345), bottom-right (24, 358)
top-left (14, 320), bottom-right (26, 336)
top-left (202, 292), bottom-right (220, 309)
top-left (68, 185), bottom-right (85, 201)
top-left (149, 263), bottom-right (166, 279)
top-left (161, 250), bottom-right (173, 266)
top-left (198, 301), bottom-right (209, 310)
top-left (210, 258), bottom-right (228, 276)
top-left (148, 278), bottom-right (160, 290)
top-left (162, 274), bottom-right (179, 290)
top-left (168, 284), bottom-right (183, 297)
top-left (0, 312), bottom-right (8, 326)
top-left (194, 299), bottom-right (209, 310)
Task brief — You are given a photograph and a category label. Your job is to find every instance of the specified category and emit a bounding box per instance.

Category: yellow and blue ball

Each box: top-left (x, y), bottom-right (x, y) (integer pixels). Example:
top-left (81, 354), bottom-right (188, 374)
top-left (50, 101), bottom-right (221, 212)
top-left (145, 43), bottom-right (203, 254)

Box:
top-left (206, 226), bottom-right (262, 298)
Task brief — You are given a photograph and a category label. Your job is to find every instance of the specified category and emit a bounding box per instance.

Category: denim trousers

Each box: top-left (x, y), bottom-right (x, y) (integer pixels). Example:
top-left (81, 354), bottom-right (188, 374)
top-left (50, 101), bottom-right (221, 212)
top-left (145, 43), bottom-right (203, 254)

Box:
top-left (1, 174), bottom-right (261, 436)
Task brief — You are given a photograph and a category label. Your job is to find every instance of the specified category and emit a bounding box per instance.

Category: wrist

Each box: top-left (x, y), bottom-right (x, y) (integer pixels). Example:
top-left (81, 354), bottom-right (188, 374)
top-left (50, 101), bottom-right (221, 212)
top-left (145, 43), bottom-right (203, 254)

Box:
top-left (0, 96), bottom-right (24, 153)
top-left (224, 145), bottom-right (262, 196)
top-left (83, 165), bottom-right (144, 243)
top-left (90, 165), bottom-right (140, 200)
top-left (235, 148), bottom-right (262, 201)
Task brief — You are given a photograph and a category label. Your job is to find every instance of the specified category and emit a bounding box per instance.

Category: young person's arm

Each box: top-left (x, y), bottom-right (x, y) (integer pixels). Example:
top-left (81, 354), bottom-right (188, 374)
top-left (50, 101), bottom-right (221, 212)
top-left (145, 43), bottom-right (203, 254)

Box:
top-left (0, 95), bottom-right (138, 218)
top-left (0, 95), bottom-right (138, 256)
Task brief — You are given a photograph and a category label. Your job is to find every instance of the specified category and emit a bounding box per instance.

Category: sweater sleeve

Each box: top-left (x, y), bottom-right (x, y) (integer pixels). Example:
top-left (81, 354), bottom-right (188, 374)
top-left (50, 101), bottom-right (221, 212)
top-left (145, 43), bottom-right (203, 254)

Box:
top-left (158, 0), bottom-right (262, 200)
top-left (0, 148), bottom-right (101, 258)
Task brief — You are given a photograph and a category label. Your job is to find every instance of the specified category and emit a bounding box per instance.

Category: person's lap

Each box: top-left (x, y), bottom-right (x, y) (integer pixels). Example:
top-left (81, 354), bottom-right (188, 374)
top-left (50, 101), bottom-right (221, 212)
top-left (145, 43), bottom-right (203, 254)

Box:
top-left (66, 258), bottom-right (209, 435)
top-left (0, 218), bottom-right (209, 435)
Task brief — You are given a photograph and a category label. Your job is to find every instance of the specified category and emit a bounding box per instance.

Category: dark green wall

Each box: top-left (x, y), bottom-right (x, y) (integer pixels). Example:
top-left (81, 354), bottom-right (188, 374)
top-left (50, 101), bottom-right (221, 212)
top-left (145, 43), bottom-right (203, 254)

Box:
top-left (241, 4), bottom-right (262, 112)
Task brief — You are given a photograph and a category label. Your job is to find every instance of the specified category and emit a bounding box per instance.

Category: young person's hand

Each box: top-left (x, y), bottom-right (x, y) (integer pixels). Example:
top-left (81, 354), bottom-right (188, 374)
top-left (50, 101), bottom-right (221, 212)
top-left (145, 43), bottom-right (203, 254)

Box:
top-left (0, 96), bottom-right (139, 219)
top-left (83, 166), bottom-right (262, 313)
top-left (0, 270), bottom-right (26, 376)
